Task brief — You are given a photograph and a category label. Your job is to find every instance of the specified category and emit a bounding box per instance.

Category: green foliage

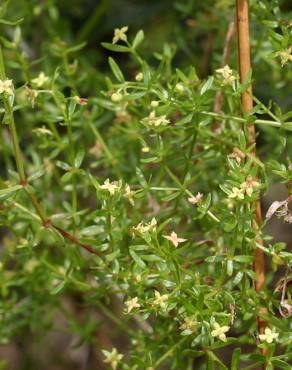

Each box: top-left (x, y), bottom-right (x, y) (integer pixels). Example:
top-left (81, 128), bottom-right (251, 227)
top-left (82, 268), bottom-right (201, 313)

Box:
top-left (0, 0), bottom-right (291, 369)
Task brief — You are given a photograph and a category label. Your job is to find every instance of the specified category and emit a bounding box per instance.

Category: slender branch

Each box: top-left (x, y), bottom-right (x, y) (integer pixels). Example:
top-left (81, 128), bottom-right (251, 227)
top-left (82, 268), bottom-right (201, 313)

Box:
top-left (213, 20), bottom-right (236, 130)
top-left (236, 0), bottom-right (267, 359)
top-left (0, 47), bottom-right (100, 257)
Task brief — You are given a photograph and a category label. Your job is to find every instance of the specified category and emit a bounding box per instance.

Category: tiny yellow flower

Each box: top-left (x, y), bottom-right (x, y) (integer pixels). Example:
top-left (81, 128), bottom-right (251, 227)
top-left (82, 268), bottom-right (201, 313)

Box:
top-left (228, 187), bottom-right (245, 200)
top-left (142, 146), bottom-right (150, 153)
top-left (150, 100), bottom-right (159, 108)
top-left (103, 348), bottom-right (123, 370)
top-left (211, 322), bottom-right (230, 342)
top-left (142, 111), bottom-right (170, 127)
top-left (163, 231), bottom-right (187, 247)
top-left (175, 82), bottom-right (184, 93)
top-left (125, 184), bottom-right (135, 205)
top-left (259, 327), bottom-right (279, 344)
top-left (239, 176), bottom-right (260, 197)
top-left (132, 218), bottom-right (157, 235)
top-left (276, 47), bottom-right (292, 67)
top-left (111, 92), bottom-right (122, 102)
top-left (153, 290), bottom-right (168, 309)
top-left (0, 79), bottom-right (13, 96)
top-left (31, 72), bottom-right (49, 87)
top-left (135, 72), bottom-right (143, 81)
top-left (125, 297), bottom-right (141, 313)
top-left (112, 26), bottom-right (128, 44)
top-left (100, 179), bottom-right (121, 195)
top-left (216, 65), bottom-right (236, 85)
top-left (180, 317), bottom-right (197, 333)
top-left (188, 192), bottom-right (203, 205)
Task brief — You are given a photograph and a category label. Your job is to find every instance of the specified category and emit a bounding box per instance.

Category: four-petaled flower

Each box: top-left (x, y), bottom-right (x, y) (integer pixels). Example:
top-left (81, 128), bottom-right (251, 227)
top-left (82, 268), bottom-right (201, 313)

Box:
top-left (216, 65), bottom-right (236, 85)
top-left (188, 192), bottom-right (203, 205)
top-left (100, 179), bottom-right (121, 195)
top-left (275, 47), bottom-right (292, 67)
top-left (259, 327), bottom-right (279, 344)
top-left (153, 290), bottom-right (168, 309)
top-left (180, 317), bottom-right (197, 333)
top-left (0, 79), bottom-right (13, 96)
top-left (163, 231), bottom-right (187, 247)
top-left (211, 322), bottom-right (230, 342)
top-left (102, 348), bottom-right (124, 370)
top-left (113, 26), bottom-right (128, 44)
top-left (228, 187), bottom-right (245, 200)
top-left (31, 72), bottom-right (49, 87)
top-left (125, 297), bottom-right (140, 313)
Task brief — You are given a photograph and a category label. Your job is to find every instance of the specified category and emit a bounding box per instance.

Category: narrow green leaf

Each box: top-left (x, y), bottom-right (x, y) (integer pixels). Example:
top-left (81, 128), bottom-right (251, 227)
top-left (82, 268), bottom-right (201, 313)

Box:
top-left (200, 76), bottom-right (214, 95)
top-left (101, 42), bottom-right (130, 52)
top-left (231, 348), bottom-right (241, 370)
top-left (0, 184), bottom-right (22, 199)
top-left (132, 30), bottom-right (144, 49)
top-left (108, 57), bottom-right (124, 82)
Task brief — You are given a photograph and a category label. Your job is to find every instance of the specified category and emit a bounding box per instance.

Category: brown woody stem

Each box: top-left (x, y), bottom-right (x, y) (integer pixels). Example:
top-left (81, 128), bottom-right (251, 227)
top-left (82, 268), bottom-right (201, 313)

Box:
top-left (236, 0), bottom-right (267, 356)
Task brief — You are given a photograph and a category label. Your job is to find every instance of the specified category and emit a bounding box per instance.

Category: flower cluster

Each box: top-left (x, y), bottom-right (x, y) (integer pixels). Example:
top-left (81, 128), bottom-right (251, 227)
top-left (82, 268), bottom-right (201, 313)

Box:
top-left (228, 177), bottom-right (260, 200)
top-left (132, 218), bottom-right (157, 236)
top-left (141, 110), bottom-right (170, 127)
top-left (0, 79), bottom-right (13, 95)
top-left (216, 65), bottom-right (236, 85)
top-left (275, 47), bottom-right (292, 67)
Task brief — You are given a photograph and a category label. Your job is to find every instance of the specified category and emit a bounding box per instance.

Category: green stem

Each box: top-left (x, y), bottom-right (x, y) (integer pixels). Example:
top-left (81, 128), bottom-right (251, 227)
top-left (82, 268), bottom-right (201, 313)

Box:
top-left (0, 47), bottom-right (48, 224)
top-left (201, 111), bottom-right (292, 130)
top-left (153, 337), bottom-right (187, 368)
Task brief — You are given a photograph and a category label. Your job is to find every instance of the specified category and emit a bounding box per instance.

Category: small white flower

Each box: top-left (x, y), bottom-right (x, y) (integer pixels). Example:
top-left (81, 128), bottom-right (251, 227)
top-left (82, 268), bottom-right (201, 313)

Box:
top-left (112, 26), bottom-right (128, 44)
top-left (276, 47), bottom-right (292, 67)
top-left (132, 218), bottom-right (157, 235)
top-left (216, 65), bottom-right (236, 85)
top-left (259, 327), bottom-right (279, 344)
top-left (228, 187), bottom-right (245, 200)
top-left (150, 100), bottom-right (159, 108)
top-left (125, 184), bottom-right (135, 205)
top-left (135, 72), bottom-right (143, 81)
top-left (142, 110), bottom-right (170, 127)
top-left (100, 179), bottom-right (121, 195)
top-left (103, 348), bottom-right (123, 370)
top-left (0, 79), bottom-right (13, 96)
top-left (31, 72), bottom-right (49, 87)
top-left (153, 290), bottom-right (168, 309)
top-left (163, 231), bottom-right (187, 247)
top-left (211, 322), bottom-right (230, 342)
top-left (175, 82), bottom-right (184, 93)
top-left (240, 177), bottom-right (260, 197)
top-left (180, 317), bottom-right (197, 333)
top-left (111, 92), bottom-right (122, 102)
top-left (142, 146), bottom-right (150, 153)
top-left (188, 192), bottom-right (203, 205)
top-left (125, 297), bottom-right (140, 313)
